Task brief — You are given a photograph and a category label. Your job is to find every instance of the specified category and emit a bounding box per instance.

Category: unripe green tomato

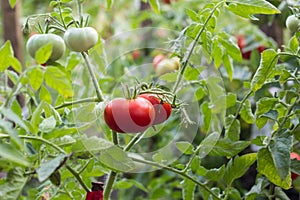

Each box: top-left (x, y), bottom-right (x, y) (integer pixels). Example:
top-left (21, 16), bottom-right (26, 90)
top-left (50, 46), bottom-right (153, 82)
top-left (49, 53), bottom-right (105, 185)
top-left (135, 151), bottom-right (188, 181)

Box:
top-left (26, 33), bottom-right (65, 62)
top-left (155, 57), bottom-right (180, 76)
top-left (286, 15), bottom-right (300, 33)
top-left (64, 27), bottom-right (98, 52)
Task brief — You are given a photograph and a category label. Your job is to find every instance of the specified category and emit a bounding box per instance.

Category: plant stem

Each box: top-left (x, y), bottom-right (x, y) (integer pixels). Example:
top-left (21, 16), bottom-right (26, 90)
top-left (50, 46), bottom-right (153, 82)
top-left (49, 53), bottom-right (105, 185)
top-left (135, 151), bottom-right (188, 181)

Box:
top-left (124, 131), bottom-right (145, 151)
top-left (172, 1), bottom-right (224, 94)
top-left (103, 171), bottom-right (117, 200)
top-left (131, 157), bottom-right (221, 200)
top-left (112, 131), bottom-right (118, 145)
top-left (55, 97), bottom-right (99, 110)
top-left (65, 165), bottom-right (90, 193)
top-left (81, 52), bottom-right (104, 102)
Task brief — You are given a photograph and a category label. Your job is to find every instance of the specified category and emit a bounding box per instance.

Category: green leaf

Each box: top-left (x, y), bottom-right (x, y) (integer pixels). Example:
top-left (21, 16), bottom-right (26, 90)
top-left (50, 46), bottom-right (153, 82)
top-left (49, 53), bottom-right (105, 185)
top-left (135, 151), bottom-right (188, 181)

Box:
top-left (240, 99), bottom-right (255, 124)
top-left (224, 153), bottom-right (257, 185)
top-left (245, 178), bottom-right (267, 200)
top-left (44, 67), bottom-right (73, 98)
top-left (0, 141), bottom-right (30, 167)
top-left (98, 146), bottom-right (135, 172)
top-left (36, 154), bottom-right (67, 182)
top-left (212, 40), bottom-right (223, 68)
top-left (39, 116), bottom-right (56, 133)
top-left (114, 179), bottom-right (148, 192)
top-left (225, 187), bottom-right (242, 200)
top-left (250, 49), bottom-right (278, 92)
top-left (210, 139), bottom-right (250, 157)
top-left (0, 41), bottom-right (21, 73)
top-left (0, 107), bottom-right (28, 132)
top-left (257, 148), bottom-right (291, 190)
top-left (44, 126), bottom-right (77, 140)
top-left (149, 0), bottom-right (160, 14)
top-left (223, 54), bottom-right (233, 81)
top-left (5, 70), bottom-right (19, 85)
top-left (226, 93), bottom-right (237, 108)
top-left (31, 101), bottom-right (46, 134)
top-left (218, 32), bottom-right (242, 62)
top-left (66, 52), bottom-right (81, 71)
top-left (255, 97), bottom-right (278, 116)
top-left (106, 0), bottom-right (113, 10)
top-left (205, 165), bottom-right (225, 181)
top-left (225, 115), bottom-right (240, 141)
top-left (226, 0), bottom-right (280, 20)
top-left (182, 178), bottom-right (196, 200)
top-left (176, 141), bottom-right (194, 155)
top-left (0, 168), bottom-right (28, 200)
top-left (39, 85), bottom-right (52, 104)
top-left (35, 43), bottom-right (52, 64)
top-left (185, 8), bottom-right (199, 22)
top-left (198, 131), bottom-right (220, 158)
top-left (291, 159), bottom-right (300, 176)
top-left (9, 0), bottom-right (17, 8)
top-left (201, 102), bottom-right (211, 132)
top-left (268, 130), bottom-right (293, 180)
top-left (27, 67), bottom-right (44, 90)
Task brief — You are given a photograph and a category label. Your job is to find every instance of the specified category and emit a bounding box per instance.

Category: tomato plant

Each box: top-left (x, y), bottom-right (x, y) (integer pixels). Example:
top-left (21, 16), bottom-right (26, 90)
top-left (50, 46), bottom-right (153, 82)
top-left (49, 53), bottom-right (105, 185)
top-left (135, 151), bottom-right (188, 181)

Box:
top-left (26, 33), bottom-right (65, 62)
top-left (286, 15), bottom-right (300, 33)
top-left (104, 97), bottom-right (155, 133)
top-left (138, 93), bottom-right (172, 125)
top-left (1, 0), bottom-right (300, 200)
top-left (64, 27), bottom-right (98, 52)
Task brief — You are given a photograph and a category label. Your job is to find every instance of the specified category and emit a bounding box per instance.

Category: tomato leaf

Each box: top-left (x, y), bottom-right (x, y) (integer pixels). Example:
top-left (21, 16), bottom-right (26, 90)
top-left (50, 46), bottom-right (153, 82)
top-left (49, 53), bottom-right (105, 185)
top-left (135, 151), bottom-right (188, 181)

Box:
top-left (0, 41), bottom-right (21, 73)
top-left (39, 116), bottom-right (57, 133)
top-left (225, 115), bottom-right (240, 141)
top-left (98, 146), bottom-right (135, 172)
top-left (0, 141), bottom-right (30, 167)
top-left (106, 0), bottom-right (113, 10)
top-left (176, 141), bottom-right (194, 155)
top-left (210, 139), bottom-right (250, 157)
top-left (198, 131), bottom-right (220, 158)
top-left (8, 0), bottom-right (17, 8)
top-left (44, 66), bottom-right (73, 98)
top-left (27, 66), bottom-right (44, 91)
top-left (257, 147), bottom-right (292, 190)
top-left (39, 85), bottom-right (52, 104)
top-left (0, 168), bottom-right (29, 200)
top-left (35, 43), bottom-right (52, 64)
top-left (250, 49), bottom-right (278, 92)
top-left (36, 154), bottom-right (68, 182)
top-left (268, 130), bottom-right (293, 181)
top-left (201, 101), bottom-right (211, 133)
top-left (224, 153), bottom-right (257, 185)
top-left (240, 99), bottom-right (255, 124)
top-left (182, 178), bottom-right (196, 200)
top-left (225, 0), bottom-right (280, 20)
top-left (149, 0), bottom-right (160, 14)
top-left (205, 165), bottom-right (225, 181)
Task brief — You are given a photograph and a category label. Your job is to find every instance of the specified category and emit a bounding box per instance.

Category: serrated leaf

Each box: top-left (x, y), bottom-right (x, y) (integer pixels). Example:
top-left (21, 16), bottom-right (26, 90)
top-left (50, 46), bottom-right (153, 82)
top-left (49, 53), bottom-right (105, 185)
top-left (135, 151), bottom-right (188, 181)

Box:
top-left (98, 146), bottom-right (135, 172)
top-left (35, 43), bottom-right (52, 64)
top-left (72, 136), bottom-right (114, 155)
top-left (36, 154), bottom-right (67, 182)
top-left (268, 130), bottom-right (293, 180)
top-left (0, 141), bottom-right (30, 167)
top-left (240, 99), bottom-right (255, 124)
top-left (0, 168), bottom-right (28, 200)
top-left (27, 67), bottom-right (44, 90)
top-left (39, 116), bottom-right (56, 133)
top-left (149, 0), bottom-right (160, 14)
top-left (225, 115), bottom-right (240, 141)
top-left (176, 141), bottom-right (194, 155)
top-left (251, 49), bottom-right (278, 92)
top-left (226, 0), bottom-right (280, 20)
top-left (205, 165), bottom-right (225, 181)
top-left (198, 131), bottom-right (220, 158)
top-left (44, 67), bottom-right (73, 98)
top-left (224, 153), bottom-right (257, 185)
top-left (182, 178), bottom-right (196, 200)
top-left (257, 148), bottom-right (292, 190)
top-left (210, 139), bottom-right (250, 157)
top-left (218, 32), bottom-right (242, 62)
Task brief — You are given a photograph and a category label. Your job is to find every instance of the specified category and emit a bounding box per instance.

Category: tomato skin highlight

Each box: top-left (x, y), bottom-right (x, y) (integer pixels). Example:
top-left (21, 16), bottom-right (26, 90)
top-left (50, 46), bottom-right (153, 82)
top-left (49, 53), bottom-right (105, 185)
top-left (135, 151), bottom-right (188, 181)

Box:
top-left (139, 94), bottom-right (172, 125)
top-left (64, 27), bottom-right (98, 52)
top-left (104, 97), bottom-right (155, 133)
top-left (26, 33), bottom-right (65, 62)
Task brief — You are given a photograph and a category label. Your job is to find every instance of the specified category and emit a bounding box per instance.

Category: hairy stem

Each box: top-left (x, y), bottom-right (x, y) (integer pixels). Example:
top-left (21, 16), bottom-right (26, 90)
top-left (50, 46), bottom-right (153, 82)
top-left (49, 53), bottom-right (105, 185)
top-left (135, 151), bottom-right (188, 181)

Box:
top-left (66, 165), bottom-right (90, 193)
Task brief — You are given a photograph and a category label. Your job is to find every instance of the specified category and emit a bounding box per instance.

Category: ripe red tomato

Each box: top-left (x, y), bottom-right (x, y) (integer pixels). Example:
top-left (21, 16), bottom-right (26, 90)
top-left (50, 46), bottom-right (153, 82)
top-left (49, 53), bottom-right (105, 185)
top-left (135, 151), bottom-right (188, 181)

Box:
top-left (153, 54), bottom-right (166, 68)
top-left (291, 152), bottom-right (300, 180)
top-left (131, 50), bottom-right (141, 60)
top-left (104, 97), bottom-right (155, 133)
top-left (237, 35), bottom-right (265, 60)
top-left (139, 94), bottom-right (172, 125)
top-left (85, 191), bottom-right (103, 200)
top-left (163, 0), bottom-right (171, 4)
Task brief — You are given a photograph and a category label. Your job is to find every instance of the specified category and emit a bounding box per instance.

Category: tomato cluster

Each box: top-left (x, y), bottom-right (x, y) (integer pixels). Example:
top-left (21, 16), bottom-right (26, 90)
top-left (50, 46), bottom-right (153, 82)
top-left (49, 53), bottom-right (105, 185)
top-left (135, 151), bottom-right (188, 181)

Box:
top-left (26, 27), bottom-right (98, 63)
top-left (236, 35), bottom-right (265, 60)
top-left (104, 94), bottom-right (172, 133)
top-left (153, 54), bottom-right (180, 76)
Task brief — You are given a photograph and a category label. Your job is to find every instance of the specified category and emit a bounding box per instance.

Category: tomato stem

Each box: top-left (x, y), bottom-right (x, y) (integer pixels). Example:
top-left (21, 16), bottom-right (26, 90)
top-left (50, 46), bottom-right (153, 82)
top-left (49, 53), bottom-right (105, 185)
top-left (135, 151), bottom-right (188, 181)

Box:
top-left (172, 1), bottom-right (225, 94)
top-left (81, 52), bottom-right (104, 102)
top-left (55, 97), bottom-right (100, 110)
top-left (103, 171), bottom-right (117, 200)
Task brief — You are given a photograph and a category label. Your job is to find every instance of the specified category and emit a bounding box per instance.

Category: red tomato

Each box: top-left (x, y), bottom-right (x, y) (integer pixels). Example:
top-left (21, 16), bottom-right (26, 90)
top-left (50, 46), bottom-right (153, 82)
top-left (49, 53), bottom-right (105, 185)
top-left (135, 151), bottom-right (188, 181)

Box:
top-left (85, 191), bottom-right (103, 200)
top-left (153, 54), bottom-right (166, 68)
top-left (257, 45), bottom-right (265, 53)
top-left (132, 50), bottom-right (141, 60)
top-left (139, 94), bottom-right (172, 125)
top-left (291, 152), bottom-right (300, 180)
top-left (163, 0), bottom-right (171, 4)
top-left (104, 97), bottom-right (155, 133)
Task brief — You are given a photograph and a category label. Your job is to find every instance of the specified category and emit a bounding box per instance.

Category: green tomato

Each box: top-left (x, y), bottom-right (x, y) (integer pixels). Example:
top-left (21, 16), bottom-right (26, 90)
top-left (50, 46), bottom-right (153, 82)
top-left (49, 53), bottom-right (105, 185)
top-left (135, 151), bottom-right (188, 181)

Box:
top-left (286, 15), bottom-right (300, 33)
top-left (26, 33), bottom-right (65, 62)
top-left (64, 27), bottom-right (98, 52)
